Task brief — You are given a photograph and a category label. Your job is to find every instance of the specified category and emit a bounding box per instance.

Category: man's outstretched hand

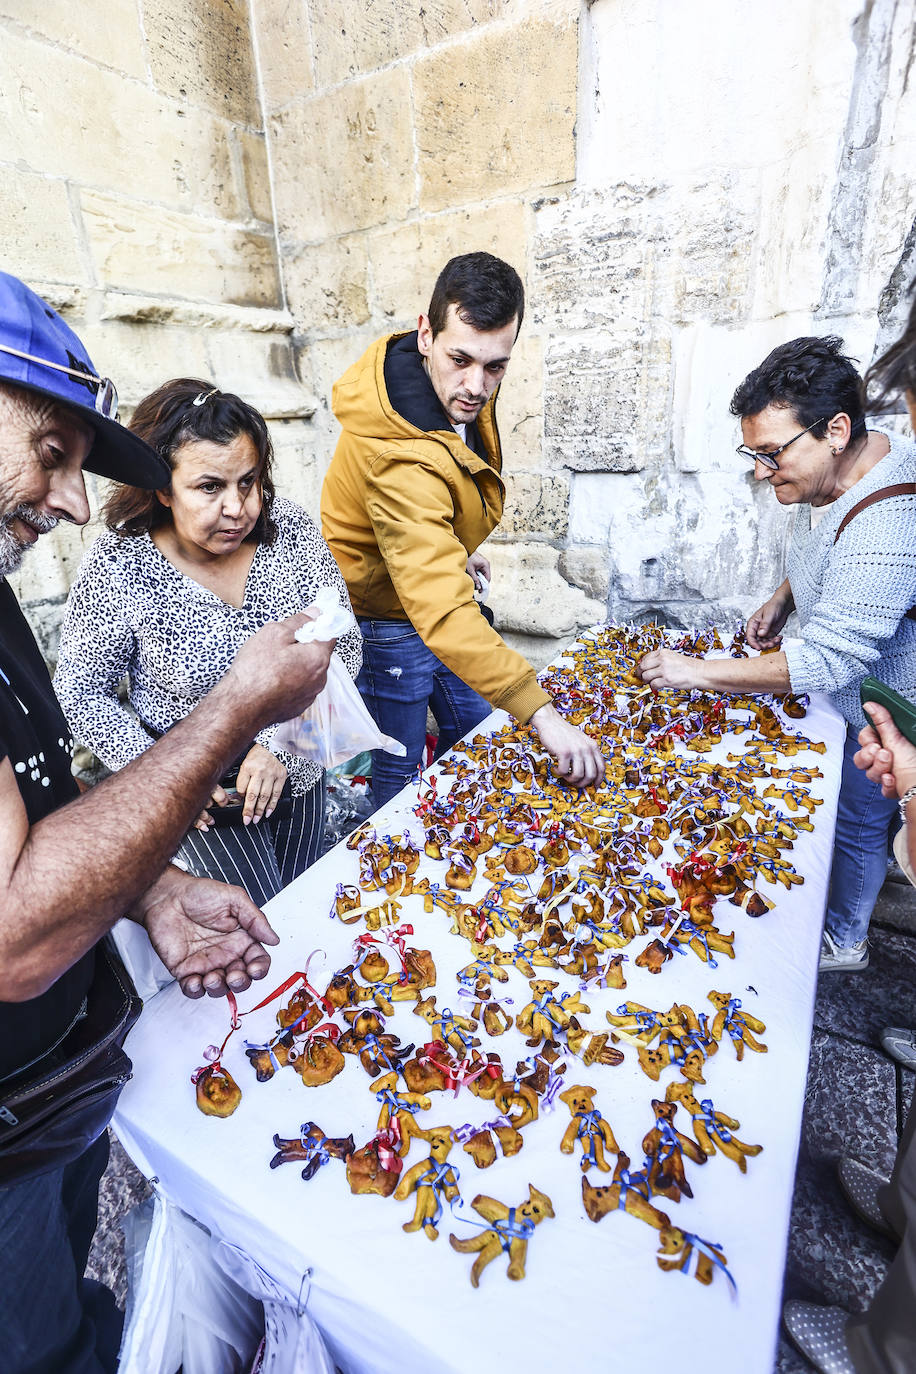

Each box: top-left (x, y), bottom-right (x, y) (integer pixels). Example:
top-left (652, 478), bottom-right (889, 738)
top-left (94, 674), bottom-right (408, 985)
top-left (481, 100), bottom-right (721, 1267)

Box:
top-left (134, 866), bottom-right (280, 999)
top-left (529, 704), bottom-right (606, 788)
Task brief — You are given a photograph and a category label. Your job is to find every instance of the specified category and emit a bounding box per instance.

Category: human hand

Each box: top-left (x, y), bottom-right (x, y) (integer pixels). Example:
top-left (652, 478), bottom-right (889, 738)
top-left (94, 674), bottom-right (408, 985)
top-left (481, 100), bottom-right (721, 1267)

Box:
top-left (529, 704), bottom-right (606, 788)
top-left (466, 551), bottom-right (491, 591)
top-left (638, 648), bottom-right (706, 692)
top-left (854, 702), bottom-right (916, 800)
top-left (236, 743), bottom-right (288, 824)
top-left (746, 591), bottom-right (792, 650)
top-left (138, 867), bottom-right (280, 998)
top-left (226, 615), bottom-right (335, 732)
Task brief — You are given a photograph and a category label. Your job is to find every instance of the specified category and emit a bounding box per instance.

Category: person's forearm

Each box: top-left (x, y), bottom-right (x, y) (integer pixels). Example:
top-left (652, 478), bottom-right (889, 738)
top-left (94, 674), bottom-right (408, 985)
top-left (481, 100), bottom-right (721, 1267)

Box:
top-left (694, 650), bottom-right (792, 695)
top-left (774, 578), bottom-right (795, 613)
top-left (1, 673), bottom-right (263, 998)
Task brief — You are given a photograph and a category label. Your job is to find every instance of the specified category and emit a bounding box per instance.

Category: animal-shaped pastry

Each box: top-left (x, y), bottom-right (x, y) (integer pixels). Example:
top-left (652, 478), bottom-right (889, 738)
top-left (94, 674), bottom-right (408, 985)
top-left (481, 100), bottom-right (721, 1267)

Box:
top-left (635, 938), bottom-right (674, 974)
top-left (270, 1122), bottom-right (354, 1180)
top-left (707, 991), bottom-right (767, 1059)
top-left (194, 1063), bottom-right (241, 1118)
top-left (494, 1077), bottom-right (539, 1128)
top-left (665, 1081), bottom-right (762, 1173)
top-left (292, 1034), bottom-right (345, 1087)
top-left (656, 1227), bottom-right (735, 1289)
top-left (345, 1135), bottom-right (402, 1197)
top-left (516, 980), bottom-right (588, 1047)
top-left (393, 1127), bottom-right (461, 1239)
top-left (559, 1085), bottom-right (618, 1171)
top-left (641, 1099), bottom-right (707, 1202)
top-left (245, 1030), bottom-right (295, 1082)
top-left (581, 1153), bottom-right (672, 1231)
top-left (374, 1071), bottom-right (430, 1156)
top-left (449, 1184), bottom-right (554, 1286)
top-left (414, 996), bottom-right (480, 1055)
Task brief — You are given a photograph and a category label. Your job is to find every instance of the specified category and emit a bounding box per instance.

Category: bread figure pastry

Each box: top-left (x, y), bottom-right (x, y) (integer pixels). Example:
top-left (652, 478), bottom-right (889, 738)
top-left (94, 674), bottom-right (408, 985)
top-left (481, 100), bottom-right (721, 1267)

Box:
top-left (559, 1084), bottom-right (618, 1171)
top-left (707, 991), bottom-right (767, 1059)
top-left (270, 1122), bottom-right (354, 1180)
top-left (375, 1071), bottom-right (430, 1156)
top-left (393, 1127), bottom-right (461, 1239)
top-left (449, 1184), bottom-right (554, 1286)
top-left (345, 1136), bottom-right (402, 1197)
top-left (641, 1099), bottom-right (707, 1202)
top-left (292, 1034), bottom-right (346, 1087)
top-left (195, 1063), bottom-right (242, 1118)
top-left (665, 1081), bottom-right (762, 1172)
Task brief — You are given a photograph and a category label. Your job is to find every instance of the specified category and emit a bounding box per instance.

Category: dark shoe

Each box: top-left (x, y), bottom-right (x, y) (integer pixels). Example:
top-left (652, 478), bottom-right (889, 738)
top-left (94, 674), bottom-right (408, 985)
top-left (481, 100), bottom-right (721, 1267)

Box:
top-left (880, 1025), bottom-right (916, 1071)
top-left (783, 1301), bottom-right (857, 1374)
top-left (837, 1157), bottom-right (899, 1242)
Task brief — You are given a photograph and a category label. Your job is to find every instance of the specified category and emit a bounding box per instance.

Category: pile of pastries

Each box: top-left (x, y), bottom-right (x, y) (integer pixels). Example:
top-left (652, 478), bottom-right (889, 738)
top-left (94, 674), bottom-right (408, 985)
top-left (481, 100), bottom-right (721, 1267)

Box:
top-left (192, 624), bottom-right (830, 1291)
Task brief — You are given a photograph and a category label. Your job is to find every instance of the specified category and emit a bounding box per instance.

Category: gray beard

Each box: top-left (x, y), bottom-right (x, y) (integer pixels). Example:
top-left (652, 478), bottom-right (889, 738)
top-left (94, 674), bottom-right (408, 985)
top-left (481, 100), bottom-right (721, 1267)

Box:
top-left (0, 505), bottom-right (57, 576)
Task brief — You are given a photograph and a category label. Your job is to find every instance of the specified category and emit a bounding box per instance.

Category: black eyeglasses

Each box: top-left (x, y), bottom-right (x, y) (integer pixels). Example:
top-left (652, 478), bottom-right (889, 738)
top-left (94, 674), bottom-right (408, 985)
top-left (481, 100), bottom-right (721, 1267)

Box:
top-left (0, 343), bottom-right (118, 419)
top-left (736, 417), bottom-right (825, 471)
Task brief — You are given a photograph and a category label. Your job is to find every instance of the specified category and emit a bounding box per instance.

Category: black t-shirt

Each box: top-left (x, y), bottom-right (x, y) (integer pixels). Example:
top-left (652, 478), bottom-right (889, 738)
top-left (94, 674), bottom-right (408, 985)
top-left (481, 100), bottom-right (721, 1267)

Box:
top-left (0, 579), bottom-right (95, 1083)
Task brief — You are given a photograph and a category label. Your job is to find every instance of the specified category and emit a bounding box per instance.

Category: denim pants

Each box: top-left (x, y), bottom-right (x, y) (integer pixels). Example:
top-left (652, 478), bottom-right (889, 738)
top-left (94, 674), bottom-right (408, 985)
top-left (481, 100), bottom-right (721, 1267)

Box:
top-left (824, 725), bottom-right (899, 948)
top-left (356, 618), bottom-right (491, 806)
top-left (0, 1131), bottom-right (123, 1373)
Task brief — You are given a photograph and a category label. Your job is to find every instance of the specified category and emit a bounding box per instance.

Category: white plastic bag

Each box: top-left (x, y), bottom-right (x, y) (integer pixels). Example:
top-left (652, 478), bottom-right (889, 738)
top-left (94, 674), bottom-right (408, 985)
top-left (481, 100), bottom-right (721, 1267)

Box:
top-left (274, 588), bottom-right (406, 768)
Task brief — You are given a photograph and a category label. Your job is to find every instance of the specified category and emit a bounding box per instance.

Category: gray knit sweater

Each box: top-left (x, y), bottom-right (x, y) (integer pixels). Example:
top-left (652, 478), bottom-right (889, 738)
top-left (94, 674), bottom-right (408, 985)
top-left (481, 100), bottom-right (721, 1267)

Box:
top-left (784, 430), bottom-right (916, 731)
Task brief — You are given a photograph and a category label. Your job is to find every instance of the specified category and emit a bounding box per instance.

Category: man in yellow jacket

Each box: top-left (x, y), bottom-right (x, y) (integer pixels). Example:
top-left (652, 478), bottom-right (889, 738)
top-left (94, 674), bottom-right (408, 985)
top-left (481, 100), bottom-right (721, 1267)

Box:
top-left (321, 251), bottom-right (605, 805)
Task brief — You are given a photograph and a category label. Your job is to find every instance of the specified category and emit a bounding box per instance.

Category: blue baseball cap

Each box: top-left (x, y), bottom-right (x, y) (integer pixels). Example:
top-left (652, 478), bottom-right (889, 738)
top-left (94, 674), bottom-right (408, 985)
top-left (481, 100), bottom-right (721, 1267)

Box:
top-left (0, 273), bottom-right (169, 489)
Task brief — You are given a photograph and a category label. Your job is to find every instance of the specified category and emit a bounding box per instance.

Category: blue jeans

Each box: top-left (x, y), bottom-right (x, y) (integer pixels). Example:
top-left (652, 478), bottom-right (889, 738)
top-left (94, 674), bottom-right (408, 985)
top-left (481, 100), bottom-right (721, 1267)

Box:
top-left (824, 725), bottom-right (899, 947)
top-left (356, 618), bottom-right (491, 806)
top-left (0, 1131), bottom-right (123, 1372)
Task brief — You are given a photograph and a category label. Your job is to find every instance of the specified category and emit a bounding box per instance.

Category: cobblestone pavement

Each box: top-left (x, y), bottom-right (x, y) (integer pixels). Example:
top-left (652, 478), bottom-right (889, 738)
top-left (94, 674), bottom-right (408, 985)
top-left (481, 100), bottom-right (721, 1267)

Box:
top-left (87, 873), bottom-right (916, 1371)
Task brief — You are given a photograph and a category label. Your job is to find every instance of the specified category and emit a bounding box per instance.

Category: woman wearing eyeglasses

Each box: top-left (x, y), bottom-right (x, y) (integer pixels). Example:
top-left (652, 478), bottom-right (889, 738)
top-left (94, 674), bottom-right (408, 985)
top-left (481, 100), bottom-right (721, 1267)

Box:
top-left (639, 335), bottom-right (916, 973)
top-left (54, 378), bottom-right (363, 907)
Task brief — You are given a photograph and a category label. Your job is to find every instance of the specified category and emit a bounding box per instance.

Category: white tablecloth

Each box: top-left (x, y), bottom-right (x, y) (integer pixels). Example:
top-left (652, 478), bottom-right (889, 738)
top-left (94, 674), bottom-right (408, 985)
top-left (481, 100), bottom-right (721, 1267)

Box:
top-left (115, 684), bottom-right (847, 1374)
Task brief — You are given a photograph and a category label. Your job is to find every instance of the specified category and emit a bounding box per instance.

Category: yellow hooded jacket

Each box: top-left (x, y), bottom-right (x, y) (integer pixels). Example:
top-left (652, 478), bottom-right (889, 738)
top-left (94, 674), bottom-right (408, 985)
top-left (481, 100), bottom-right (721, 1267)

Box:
top-left (321, 332), bottom-right (550, 723)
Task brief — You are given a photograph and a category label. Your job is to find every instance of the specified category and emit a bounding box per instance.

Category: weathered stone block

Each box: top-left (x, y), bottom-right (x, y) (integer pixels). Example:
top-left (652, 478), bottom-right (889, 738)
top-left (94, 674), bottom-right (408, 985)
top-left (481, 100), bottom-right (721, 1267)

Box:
top-left (310, 0), bottom-right (507, 88)
top-left (145, 0), bottom-right (260, 126)
top-left (0, 29), bottom-right (241, 218)
top-left (269, 70), bottom-right (415, 240)
top-left (492, 470), bottom-right (569, 540)
top-left (543, 337), bottom-right (649, 472)
top-left (81, 191), bottom-right (282, 307)
top-left (533, 185), bottom-right (661, 332)
top-left (0, 0), bottom-right (147, 78)
top-left (282, 233), bottom-right (370, 331)
top-left (367, 201), bottom-right (530, 324)
top-left (487, 542), bottom-right (603, 638)
top-left (237, 131), bottom-right (274, 223)
top-left (493, 332), bottom-right (544, 469)
top-left (251, 0), bottom-right (314, 110)
top-left (72, 319), bottom-right (214, 409)
top-left (415, 18), bottom-right (577, 213)
top-left (270, 424), bottom-right (324, 517)
top-left (204, 328), bottom-right (315, 422)
top-left (500, 628), bottom-right (574, 673)
top-left (558, 545), bottom-right (611, 603)
top-left (0, 168), bottom-right (84, 284)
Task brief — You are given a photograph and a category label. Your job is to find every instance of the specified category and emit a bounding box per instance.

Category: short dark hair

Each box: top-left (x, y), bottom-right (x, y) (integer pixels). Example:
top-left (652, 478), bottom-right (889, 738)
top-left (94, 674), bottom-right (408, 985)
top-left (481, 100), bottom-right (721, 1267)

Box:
top-left (866, 282), bottom-right (916, 413)
top-left (103, 378), bottom-right (276, 542)
top-left (427, 252), bottom-right (524, 338)
top-left (729, 336), bottom-right (866, 442)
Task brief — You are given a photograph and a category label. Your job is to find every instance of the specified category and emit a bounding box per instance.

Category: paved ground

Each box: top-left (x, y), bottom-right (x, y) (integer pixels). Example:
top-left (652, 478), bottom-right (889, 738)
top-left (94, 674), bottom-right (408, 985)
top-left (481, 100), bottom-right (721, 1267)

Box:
top-left (87, 870), bottom-right (916, 1369)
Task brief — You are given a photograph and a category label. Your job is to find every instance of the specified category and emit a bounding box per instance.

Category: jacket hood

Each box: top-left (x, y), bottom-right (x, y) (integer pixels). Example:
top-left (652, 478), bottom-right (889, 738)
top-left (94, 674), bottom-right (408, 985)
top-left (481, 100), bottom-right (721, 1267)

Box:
top-left (332, 331), bottom-right (499, 473)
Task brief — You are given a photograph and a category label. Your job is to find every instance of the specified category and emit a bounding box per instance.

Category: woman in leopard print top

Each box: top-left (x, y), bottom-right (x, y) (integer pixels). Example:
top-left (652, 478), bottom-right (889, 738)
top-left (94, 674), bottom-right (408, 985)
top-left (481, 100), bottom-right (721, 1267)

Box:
top-left (55, 379), bottom-right (362, 906)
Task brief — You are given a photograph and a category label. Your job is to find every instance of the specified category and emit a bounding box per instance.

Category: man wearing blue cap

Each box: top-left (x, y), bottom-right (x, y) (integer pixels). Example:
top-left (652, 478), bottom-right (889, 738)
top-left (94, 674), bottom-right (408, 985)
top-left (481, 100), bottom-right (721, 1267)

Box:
top-left (0, 273), bottom-right (335, 1372)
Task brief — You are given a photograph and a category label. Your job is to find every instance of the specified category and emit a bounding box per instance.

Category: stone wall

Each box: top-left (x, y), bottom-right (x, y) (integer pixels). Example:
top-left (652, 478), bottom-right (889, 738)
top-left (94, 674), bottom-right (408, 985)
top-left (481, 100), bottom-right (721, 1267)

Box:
top-left (0, 0), bottom-right (313, 659)
top-left (3, 0), bottom-right (916, 666)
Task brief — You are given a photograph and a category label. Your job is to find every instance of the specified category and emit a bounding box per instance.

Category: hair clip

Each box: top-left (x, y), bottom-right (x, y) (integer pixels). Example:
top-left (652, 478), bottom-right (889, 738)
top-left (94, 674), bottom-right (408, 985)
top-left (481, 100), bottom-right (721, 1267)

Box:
top-left (192, 388), bottom-right (220, 406)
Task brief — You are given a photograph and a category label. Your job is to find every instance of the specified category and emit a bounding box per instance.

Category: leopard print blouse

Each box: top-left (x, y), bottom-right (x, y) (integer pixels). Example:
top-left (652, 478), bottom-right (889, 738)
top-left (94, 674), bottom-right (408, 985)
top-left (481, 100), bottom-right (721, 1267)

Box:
top-left (55, 496), bottom-right (363, 795)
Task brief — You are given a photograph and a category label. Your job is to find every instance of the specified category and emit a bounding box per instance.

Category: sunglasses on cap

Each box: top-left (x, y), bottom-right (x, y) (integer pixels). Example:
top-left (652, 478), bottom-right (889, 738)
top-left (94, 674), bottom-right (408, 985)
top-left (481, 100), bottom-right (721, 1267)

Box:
top-left (0, 343), bottom-right (118, 420)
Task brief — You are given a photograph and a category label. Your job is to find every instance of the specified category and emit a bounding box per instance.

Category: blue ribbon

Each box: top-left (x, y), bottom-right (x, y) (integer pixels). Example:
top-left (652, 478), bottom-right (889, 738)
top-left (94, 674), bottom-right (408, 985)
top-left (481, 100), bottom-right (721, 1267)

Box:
top-left (699, 1099), bottom-right (732, 1144)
